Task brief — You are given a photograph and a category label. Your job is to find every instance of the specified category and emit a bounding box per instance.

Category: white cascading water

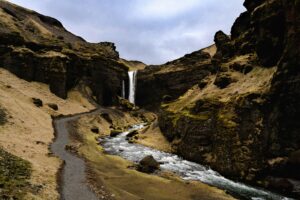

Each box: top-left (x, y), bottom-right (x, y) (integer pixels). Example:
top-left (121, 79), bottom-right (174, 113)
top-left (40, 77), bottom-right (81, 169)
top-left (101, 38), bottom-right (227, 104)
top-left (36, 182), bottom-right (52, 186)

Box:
top-left (128, 70), bottom-right (137, 104)
top-left (122, 80), bottom-right (126, 99)
top-left (100, 124), bottom-right (295, 200)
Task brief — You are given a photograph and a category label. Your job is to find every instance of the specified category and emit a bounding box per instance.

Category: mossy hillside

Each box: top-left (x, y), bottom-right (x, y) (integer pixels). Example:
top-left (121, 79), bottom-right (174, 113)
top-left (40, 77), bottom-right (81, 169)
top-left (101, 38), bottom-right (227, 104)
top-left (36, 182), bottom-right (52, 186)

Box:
top-left (0, 148), bottom-right (32, 199)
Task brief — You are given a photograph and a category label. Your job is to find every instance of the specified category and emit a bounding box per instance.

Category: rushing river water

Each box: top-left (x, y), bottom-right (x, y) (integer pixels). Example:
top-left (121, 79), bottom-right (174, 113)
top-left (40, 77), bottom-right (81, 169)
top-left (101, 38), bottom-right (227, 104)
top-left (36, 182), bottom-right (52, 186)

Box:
top-left (100, 124), bottom-right (294, 200)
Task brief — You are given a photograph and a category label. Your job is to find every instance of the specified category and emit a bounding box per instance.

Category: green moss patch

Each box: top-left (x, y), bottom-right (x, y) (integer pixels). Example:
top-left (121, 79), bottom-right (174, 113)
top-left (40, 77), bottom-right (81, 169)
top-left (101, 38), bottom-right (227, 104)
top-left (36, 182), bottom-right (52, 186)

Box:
top-left (0, 148), bottom-right (32, 199)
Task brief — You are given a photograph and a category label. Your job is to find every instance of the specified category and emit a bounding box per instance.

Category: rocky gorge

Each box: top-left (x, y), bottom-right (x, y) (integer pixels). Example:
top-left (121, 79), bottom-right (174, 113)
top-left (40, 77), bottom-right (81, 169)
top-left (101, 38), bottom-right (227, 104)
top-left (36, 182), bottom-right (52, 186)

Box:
top-left (0, 0), bottom-right (299, 199)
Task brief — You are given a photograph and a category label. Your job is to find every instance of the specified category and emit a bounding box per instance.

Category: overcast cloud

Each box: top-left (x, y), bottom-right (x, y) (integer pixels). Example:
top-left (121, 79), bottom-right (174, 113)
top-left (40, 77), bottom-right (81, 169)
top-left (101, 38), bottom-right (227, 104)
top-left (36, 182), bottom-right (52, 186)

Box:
top-left (8, 0), bottom-right (245, 64)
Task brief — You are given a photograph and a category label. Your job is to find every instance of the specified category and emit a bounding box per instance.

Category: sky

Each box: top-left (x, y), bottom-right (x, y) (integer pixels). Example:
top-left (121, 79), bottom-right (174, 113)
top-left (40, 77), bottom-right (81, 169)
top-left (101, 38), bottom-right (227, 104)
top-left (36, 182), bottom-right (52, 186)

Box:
top-left (8, 0), bottom-right (245, 65)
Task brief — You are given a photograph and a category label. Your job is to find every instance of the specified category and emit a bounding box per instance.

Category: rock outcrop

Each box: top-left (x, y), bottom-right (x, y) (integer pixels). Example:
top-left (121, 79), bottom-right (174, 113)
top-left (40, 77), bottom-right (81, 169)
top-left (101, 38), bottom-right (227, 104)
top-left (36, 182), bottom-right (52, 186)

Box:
top-left (0, 1), bottom-right (128, 105)
top-left (137, 0), bottom-right (300, 196)
top-left (137, 155), bottom-right (160, 173)
top-left (136, 49), bottom-right (216, 108)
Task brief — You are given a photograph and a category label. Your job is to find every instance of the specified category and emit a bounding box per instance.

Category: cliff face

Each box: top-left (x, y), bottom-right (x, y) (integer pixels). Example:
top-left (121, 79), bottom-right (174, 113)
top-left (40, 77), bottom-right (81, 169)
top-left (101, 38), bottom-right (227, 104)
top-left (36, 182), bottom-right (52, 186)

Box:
top-left (136, 48), bottom-right (216, 108)
top-left (0, 1), bottom-right (128, 105)
top-left (138, 0), bottom-right (300, 191)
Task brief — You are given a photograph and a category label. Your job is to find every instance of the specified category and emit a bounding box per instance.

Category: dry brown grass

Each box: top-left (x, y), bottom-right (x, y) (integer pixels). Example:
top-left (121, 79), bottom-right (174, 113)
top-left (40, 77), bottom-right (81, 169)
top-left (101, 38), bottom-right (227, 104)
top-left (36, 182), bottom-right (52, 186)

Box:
top-left (166, 55), bottom-right (277, 113)
top-left (0, 68), bottom-right (94, 199)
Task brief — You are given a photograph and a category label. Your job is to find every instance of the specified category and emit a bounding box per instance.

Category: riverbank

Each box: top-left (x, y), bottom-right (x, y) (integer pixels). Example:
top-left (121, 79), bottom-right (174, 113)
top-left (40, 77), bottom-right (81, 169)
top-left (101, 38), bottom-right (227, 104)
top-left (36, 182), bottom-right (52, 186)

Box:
top-left (0, 68), bottom-right (95, 199)
top-left (65, 108), bottom-right (235, 200)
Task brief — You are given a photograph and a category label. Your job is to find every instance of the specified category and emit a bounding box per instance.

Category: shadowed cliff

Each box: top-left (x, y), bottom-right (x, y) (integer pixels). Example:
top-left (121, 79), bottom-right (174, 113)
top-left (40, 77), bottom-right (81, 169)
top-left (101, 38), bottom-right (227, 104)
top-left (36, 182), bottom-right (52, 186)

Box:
top-left (0, 0), bottom-right (128, 105)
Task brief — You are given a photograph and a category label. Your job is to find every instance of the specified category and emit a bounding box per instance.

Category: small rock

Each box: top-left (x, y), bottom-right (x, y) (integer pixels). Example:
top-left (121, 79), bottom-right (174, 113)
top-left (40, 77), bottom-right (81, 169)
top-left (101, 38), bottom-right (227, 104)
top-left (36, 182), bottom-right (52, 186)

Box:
top-left (229, 63), bottom-right (253, 74)
top-left (35, 141), bottom-right (46, 145)
top-left (65, 144), bottom-right (78, 153)
top-left (110, 129), bottom-right (123, 137)
top-left (90, 127), bottom-right (99, 134)
top-left (137, 155), bottom-right (160, 173)
top-left (198, 80), bottom-right (208, 89)
top-left (214, 73), bottom-right (235, 89)
top-left (244, 64), bottom-right (253, 74)
top-left (118, 97), bottom-right (135, 111)
top-left (126, 130), bottom-right (138, 138)
top-left (47, 103), bottom-right (58, 111)
top-left (230, 63), bottom-right (244, 73)
top-left (101, 113), bottom-right (113, 124)
top-left (32, 98), bottom-right (43, 107)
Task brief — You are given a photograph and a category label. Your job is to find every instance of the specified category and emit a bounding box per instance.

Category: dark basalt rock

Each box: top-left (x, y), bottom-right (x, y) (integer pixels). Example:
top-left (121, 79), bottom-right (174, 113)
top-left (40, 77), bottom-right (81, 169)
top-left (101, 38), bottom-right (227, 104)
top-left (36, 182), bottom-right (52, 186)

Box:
top-left (229, 63), bottom-right (253, 74)
top-left (136, 49), bottom-right (214, 108)
top-left (252, 0), bottom-right (286, 67)
top-left (90, 127), bottom-right (99, 134)
top-left (100, 113), bottom-right (113, 124)
top-left (157, 1), bottom-right (300, 193)
top-left (47, 103), bottom-right (58, 111)
top-left (214, 73), bottom-right (235, 89)
top-left (137, 155), bottom-right (160, 173)
top-left (198, 80), bottom-right (209, 89)
top-left (0, 106), bottom-right (7, 125)
top-left (213, 31), bottom-right (234, 59)
top-left (231, 12), bottom-right (251, 40)
top-left (0, 1), bottom-right (128, 106)
top-left (110, 129), bottom-right (123, 137)
top-left (126, 130), bottom-right (138, 138)
top-left (243, 0), bottom-right (265, 12)
top-left (118, 98), bottom-right (135, 111)
top-left (32, 98), bottom-right (43, 107)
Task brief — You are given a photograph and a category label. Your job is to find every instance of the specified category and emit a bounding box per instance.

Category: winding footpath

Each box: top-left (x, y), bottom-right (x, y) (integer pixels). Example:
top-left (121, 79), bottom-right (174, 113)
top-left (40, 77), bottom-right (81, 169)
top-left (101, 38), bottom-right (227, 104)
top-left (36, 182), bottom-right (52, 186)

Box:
top-left (51, 112), bottom-right (99, 200)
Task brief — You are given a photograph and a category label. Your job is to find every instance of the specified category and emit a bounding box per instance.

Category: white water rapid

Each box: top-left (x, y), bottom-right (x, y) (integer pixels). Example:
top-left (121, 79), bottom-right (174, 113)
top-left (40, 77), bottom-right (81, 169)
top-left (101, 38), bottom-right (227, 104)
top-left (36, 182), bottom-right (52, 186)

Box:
top-left (100, 124), bottom-right (295, 200)
top-left (128, 70), bottom-right (137, 104)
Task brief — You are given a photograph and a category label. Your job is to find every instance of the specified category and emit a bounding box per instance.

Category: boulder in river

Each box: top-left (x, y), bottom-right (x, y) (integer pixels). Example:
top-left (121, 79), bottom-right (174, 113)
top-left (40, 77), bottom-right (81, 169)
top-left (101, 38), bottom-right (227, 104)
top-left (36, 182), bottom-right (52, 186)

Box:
top-left (110, 129), bottom-right (123, 137)
top-left (137, 155), bottom-right (160, 173)
top-left (126, 130), bottom-right (138, 138)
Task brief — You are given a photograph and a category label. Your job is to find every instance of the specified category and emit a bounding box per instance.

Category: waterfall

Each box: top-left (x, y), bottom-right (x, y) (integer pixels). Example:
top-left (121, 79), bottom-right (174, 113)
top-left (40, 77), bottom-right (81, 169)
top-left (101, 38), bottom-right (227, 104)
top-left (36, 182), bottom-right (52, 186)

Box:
top-left (122, 80), bottom-right (125, 99)
top-left (128, 70), bottom-right (137, 104)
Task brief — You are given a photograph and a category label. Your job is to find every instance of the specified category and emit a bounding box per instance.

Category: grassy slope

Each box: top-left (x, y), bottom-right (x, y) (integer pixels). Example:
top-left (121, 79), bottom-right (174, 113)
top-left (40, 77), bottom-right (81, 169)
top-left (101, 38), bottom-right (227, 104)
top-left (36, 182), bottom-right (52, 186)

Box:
top-left (0, 68), bottom-right (94, 199)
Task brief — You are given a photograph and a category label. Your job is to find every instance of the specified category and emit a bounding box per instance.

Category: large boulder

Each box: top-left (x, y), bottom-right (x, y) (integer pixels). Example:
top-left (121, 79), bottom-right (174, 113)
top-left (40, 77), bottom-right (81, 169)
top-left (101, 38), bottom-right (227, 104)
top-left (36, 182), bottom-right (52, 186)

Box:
top-left (137, 155), bottom-right (160, 173)
top-left (213, 31), bottom-right (234, 59)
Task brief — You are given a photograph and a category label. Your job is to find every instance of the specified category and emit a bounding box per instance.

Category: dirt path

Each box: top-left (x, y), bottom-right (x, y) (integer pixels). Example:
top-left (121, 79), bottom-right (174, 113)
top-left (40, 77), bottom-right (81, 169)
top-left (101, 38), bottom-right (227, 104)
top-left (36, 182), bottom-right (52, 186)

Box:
top-left (51, 112), bottom-right (100, 200)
